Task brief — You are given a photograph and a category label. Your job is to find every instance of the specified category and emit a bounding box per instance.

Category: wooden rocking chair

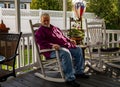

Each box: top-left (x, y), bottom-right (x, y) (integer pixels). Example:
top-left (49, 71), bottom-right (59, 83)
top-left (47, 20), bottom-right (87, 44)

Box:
top-left (85, 18), bottom-right (120, 73)
top-left (29, 20), bottom-right (65, 82)
top-left (0, 32), bottom-right (22, 82)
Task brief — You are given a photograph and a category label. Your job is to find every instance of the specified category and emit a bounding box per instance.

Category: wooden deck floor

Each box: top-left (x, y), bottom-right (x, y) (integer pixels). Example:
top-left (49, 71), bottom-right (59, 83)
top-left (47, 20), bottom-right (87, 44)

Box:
top-left (0, 69), bottom-right (120, 87)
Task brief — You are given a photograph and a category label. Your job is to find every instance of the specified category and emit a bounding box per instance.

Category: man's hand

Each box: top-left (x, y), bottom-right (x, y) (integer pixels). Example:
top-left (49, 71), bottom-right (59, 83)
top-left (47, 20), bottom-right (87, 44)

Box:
top-left (70, 39), bottom-right (76, 45)
top-left (52, 44), bottom-right (60, 50)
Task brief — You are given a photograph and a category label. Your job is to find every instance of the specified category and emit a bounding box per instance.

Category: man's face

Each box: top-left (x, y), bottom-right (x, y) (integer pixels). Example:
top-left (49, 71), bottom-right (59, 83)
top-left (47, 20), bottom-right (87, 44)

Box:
top-left (41, 16), bottom-right (50, 27)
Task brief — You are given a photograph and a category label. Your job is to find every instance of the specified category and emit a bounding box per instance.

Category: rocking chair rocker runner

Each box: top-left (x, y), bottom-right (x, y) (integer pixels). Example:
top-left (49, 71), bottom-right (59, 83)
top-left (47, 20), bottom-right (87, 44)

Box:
top-left (85, 18), bottom-right (120, 73)
top-left (29, 20), bottom-right (65, 82)
top-left (0, 32), bottom-right (22, 82)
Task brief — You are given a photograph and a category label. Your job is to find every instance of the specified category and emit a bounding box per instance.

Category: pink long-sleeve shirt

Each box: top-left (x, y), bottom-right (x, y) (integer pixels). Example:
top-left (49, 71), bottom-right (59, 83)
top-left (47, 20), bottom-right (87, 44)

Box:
top-left (35, 24), bottom-right (76, 58)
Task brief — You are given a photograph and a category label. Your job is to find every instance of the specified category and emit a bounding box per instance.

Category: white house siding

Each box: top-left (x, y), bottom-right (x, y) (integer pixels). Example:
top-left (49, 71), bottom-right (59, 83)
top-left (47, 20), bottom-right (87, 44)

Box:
top-left (0, 8), bottom-right (95, 33)
top-left (0, 0), bottom-right (31, 9)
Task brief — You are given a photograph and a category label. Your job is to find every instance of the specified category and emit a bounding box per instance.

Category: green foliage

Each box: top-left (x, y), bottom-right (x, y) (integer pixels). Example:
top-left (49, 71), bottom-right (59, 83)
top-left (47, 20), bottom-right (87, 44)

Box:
top-left (30, 0), bottom-right (41, 9)
top-left (30, 0), bottom-right (72, 11)
top-left (87, 0), bottom-right (120, 29)
top-left (68, 29), bottom-right (85, 39)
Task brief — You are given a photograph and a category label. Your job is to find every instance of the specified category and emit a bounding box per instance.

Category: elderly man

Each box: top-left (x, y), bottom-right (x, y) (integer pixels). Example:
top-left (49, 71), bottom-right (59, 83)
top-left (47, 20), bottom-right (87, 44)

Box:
top-left (35, 13), bottom-right (89, 87)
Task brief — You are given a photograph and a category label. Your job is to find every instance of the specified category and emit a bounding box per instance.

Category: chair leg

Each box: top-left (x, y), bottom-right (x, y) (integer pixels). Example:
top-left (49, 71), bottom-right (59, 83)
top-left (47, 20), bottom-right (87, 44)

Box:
top-left (0, 77), bottom-right (7, 82)
top-left (13, 67), bottom-right (16, 77)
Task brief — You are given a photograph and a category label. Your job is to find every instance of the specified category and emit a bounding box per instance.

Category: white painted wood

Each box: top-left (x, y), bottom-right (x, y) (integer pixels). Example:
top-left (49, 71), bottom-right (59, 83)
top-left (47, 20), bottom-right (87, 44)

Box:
top-left (29, 20), bottom-right (66, 82)
top-left (85, 18), bottom-right (120, 72)
top-left (14, 0), bottom-right (21, 33)
top-left (13, 29), bottom-right (120, 75)
top-left (35, 72), bottom-right (65, 82)
top-left (63, 0), bottom-right (67, 30)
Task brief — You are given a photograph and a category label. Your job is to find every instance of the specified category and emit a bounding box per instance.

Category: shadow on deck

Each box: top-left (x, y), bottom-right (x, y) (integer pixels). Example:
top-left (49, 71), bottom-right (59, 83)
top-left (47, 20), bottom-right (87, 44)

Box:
top-left (0, 69), bottom-right (120, 87)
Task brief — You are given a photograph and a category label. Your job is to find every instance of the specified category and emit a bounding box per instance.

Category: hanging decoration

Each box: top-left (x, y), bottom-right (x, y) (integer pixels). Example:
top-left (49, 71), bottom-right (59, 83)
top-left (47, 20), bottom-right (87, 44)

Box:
top-left (73, 0), bottom-right (86, 20)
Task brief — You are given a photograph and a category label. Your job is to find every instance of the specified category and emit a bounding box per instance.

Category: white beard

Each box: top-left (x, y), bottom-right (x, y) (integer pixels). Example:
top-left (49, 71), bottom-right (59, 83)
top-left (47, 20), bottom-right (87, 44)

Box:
top-left (43, 24), bottom-right (50, 28)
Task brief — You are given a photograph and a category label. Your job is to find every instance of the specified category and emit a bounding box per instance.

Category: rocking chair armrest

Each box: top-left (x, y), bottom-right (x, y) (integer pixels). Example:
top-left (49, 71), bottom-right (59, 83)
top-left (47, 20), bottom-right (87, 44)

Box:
top-left (40, 48), bottom-right (56, 53)
top-left (4, 54), bottom-right (19, 62)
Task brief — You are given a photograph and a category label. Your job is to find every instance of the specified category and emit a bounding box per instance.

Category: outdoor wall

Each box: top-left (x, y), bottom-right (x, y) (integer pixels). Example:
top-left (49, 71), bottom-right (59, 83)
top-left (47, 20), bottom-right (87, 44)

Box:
top-left (0, 8), bottom-right (95, 33)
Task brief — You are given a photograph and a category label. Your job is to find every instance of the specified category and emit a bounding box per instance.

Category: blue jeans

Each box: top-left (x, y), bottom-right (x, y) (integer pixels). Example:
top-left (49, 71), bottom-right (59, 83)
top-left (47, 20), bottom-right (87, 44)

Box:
top-left (50, 46), bottom-right (84, 81)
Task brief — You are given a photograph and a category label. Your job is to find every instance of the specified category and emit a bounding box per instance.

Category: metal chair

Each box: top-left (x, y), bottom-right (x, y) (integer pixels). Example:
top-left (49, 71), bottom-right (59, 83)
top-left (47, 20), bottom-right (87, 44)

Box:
top-left (0, 32), bottom-right (22, 82)
top-left (29, 20), bottom-right (65, 82)
top-left (85, 18), bottom-right (120, 73)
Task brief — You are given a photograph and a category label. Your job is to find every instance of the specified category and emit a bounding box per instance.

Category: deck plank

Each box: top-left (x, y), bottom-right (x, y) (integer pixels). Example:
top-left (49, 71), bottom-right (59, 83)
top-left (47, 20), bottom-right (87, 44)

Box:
top-left (91, 75), bottom-right (120, 86)
top-left (0, 69), bottom-right (120, 87)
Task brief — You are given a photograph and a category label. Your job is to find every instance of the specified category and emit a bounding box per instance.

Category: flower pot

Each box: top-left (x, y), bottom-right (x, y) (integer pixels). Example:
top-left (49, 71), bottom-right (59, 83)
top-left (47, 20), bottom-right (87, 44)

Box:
top-left (70, 37), bottom-right (83, 45)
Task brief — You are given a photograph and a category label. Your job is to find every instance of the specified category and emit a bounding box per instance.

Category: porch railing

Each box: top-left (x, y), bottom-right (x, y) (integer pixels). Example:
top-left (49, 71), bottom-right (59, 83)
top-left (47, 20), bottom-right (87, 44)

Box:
top-left (15, 30), bottom-right (120, 73)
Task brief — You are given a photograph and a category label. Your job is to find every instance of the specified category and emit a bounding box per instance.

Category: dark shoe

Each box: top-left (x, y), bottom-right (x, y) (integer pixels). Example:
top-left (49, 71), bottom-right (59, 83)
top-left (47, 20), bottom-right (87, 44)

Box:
top-left (75, 73), bottom-right (89, 79)
top-left (66, 80), bottom-right (80, 87)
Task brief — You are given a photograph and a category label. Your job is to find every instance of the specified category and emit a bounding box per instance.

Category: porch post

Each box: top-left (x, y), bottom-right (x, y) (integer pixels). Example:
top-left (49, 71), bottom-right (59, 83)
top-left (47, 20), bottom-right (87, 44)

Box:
top-left (14, 0), bottom-right (21, 33)
top-left (63, 0), bottom-right (67, 30)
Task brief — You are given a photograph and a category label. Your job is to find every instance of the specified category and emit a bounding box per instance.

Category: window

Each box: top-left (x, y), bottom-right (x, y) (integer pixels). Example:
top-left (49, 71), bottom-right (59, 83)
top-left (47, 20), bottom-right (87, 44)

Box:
top-left (10, 3), bottom-right (15, 8)
top-left (20, 4), bottom-right (26, 9)
top-left (0, 3), bottom-right (4, 8)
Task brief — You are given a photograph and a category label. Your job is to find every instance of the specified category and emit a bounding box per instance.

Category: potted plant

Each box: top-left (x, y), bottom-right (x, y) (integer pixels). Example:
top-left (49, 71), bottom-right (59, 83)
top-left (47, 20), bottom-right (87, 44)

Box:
top-left (68, 20), bottom-right (85, 45)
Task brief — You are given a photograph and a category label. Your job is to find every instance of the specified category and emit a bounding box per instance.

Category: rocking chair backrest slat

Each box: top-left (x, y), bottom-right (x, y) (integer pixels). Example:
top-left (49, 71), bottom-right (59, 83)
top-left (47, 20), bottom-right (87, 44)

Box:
top-left (29, 20), bottom-right (45, 74)
top-left (85, 18), bottom-right (106, 46)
